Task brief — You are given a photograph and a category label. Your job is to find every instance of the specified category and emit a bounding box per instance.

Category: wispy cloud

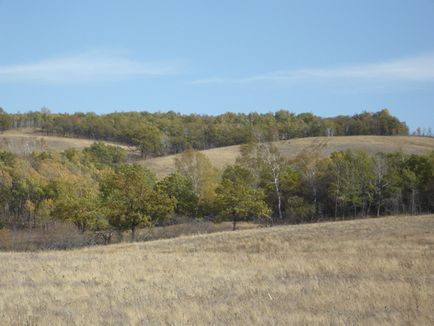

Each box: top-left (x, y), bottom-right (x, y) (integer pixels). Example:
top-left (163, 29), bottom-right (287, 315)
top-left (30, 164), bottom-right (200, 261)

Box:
top-left (187, 53), bottom-right (434, 86)
top-left (0, 51), bottom-right (180, 83)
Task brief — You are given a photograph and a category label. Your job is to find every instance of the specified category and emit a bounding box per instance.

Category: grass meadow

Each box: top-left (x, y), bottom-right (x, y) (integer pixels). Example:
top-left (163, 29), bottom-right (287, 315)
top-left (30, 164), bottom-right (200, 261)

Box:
top-left (0, 214), bottom-right (433, 325)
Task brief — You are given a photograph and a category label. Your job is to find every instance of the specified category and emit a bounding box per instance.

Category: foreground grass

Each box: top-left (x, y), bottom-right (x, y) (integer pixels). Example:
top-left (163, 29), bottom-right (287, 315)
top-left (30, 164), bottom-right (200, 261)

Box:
top-left (1, 215), bottom-right (433, 325)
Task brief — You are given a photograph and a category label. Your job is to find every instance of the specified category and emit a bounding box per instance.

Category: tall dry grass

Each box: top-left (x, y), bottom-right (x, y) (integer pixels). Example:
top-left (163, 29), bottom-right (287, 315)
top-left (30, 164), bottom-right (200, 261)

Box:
top-left (0, 215), bottom-right (433, 325)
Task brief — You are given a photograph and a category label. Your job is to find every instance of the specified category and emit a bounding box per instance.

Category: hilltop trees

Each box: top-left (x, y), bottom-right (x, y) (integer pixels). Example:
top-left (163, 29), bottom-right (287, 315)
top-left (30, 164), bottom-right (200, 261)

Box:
top-left (130, 124), bottom-right (164, 158)
top-left (0, 109), bottom-right (409, 157)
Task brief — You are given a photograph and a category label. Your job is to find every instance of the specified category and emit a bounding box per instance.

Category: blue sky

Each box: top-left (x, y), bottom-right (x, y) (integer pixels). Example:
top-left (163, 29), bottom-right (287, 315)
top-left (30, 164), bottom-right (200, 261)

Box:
top-left (0, 0), bottom-right (433, 130)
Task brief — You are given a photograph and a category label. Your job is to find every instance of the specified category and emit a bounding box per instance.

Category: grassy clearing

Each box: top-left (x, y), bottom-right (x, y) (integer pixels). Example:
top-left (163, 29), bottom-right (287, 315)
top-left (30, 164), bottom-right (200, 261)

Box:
top-left (0, 215), bottom-right (433, 325)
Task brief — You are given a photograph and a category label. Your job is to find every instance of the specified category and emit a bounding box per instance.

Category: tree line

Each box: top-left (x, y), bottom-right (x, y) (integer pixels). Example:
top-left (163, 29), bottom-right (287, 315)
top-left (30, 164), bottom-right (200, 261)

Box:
top-left (0, 141), bottom-right (432, 246)
top-left (0, 108), bottom-right (409, 157)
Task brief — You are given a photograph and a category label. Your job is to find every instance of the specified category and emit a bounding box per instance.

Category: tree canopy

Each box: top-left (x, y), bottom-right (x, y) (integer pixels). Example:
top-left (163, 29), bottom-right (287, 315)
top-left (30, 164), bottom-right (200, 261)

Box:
top-left (1, 109), bottom-right (409, 157)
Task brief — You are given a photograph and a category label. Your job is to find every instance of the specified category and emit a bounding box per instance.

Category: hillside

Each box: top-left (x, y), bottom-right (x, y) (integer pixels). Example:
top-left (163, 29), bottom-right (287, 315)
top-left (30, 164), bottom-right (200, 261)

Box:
top-left (1, 215), bottom-right (433, 324)
top-left (141, 135), bottom-right (434, 176)
top-left (0, 128), bottom-right (131, 154)
top-left (1, 129), bottom-right (433, 177)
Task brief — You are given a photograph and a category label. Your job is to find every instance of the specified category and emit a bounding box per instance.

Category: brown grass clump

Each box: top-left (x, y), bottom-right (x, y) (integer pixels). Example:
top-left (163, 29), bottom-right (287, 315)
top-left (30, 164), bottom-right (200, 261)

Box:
top-left (0, 214), bottom-right (433, 325)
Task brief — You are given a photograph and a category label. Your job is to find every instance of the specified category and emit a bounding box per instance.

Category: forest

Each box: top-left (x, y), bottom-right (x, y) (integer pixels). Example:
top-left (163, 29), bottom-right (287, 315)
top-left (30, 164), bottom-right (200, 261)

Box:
top-left (0, 138), bottom-right (432, 249)
top-left (0, 108), bottom-right (409, 157)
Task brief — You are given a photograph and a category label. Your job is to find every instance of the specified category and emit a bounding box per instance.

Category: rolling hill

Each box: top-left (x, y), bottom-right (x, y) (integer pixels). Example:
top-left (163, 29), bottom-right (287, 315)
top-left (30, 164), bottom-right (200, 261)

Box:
top-left (140, 135), bottom-right (434, 176)
top-left (1, 214), bottom-right (433, 324)
top-left (0, 128), bottom-right (131, 154)
top-left (1, 129), bottom-right (433, 176)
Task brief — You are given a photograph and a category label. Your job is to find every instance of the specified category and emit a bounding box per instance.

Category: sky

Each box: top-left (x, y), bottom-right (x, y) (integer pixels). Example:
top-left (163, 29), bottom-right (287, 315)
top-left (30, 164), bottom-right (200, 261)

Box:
top-left (0, 0), bottom-right (434, 131)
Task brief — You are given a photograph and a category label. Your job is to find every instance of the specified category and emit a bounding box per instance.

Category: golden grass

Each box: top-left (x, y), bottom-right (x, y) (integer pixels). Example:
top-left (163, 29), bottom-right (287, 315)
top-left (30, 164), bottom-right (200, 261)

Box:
top-left (1, 215), bottom-right (433, 325)
top-left (0, 128), bottom-right (131, 154)
top-left (141, 135), bottom-right (434, 176)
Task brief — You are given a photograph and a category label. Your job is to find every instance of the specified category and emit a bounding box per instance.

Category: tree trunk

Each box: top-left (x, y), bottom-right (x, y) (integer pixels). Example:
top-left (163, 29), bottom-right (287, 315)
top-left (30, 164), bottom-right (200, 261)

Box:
top-left (411, 188), bottom-right (416, 215)
top-left (334, 192), bottom-right (338, 219)
top-left (232, 216), bottom-right (237, 231)
top-left (276, 190), bottom-right (283, 220)
top-left (376, 188), bottom-right (382, 217)
top-left (131, 225), bottom-right (136, 241)
top-left (272, 174), bottom-right (283, 221)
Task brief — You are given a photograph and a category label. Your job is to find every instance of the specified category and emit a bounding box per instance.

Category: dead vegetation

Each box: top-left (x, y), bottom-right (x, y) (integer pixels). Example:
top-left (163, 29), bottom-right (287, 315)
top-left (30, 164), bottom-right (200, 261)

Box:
top-left (0, 219), bottom-right (257, 251)
top-left (0, 214), bottom-right (433, 325)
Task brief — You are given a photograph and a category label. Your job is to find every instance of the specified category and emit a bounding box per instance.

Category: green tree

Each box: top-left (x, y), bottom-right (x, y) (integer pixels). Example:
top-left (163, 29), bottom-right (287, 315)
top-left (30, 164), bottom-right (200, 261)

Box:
top-left (83, 142), bottom-right (127, 165)
top-left (237, 142), bottom-right (286, 221)
top-left (132, 124), bottom-right (164, 158)
top-left (100, 164), bottom-right (175, 241)
top-left (157, 173), bottom-right (199, 216)
top-left (329, 150), bottom-right (374, 217)
top-left (175, 149), bottom-right (218, 216)
top-left (0, 108), bottom-right (12, 132)
top-left (52, 181), bottom-right (106, 233)
top-left (215, 165), bottom-right (270, 230)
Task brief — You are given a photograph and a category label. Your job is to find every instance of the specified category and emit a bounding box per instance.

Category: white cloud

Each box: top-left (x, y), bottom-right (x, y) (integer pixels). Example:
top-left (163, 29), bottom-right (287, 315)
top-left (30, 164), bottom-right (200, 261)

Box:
top-left (0, 51), bottom-right (180, 83)
top-left (188, 53), bottom-right (434, 85)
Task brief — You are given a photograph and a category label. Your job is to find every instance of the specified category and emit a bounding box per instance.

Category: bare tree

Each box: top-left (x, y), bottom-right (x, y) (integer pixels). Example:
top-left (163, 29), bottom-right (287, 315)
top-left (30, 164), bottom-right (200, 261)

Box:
top-left (372, 154), bottom-right (389, 217)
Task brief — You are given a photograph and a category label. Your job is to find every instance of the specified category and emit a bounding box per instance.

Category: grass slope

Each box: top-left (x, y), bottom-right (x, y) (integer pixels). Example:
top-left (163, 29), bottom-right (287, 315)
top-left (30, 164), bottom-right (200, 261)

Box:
top-left (0, 128), bottom-right (131, 154)
top-left (1, 215), bottom-right (433, 325)
top-left (142, 135), bottom-right (434, 176)
top-left (1, 129), bottom-right (433, 176)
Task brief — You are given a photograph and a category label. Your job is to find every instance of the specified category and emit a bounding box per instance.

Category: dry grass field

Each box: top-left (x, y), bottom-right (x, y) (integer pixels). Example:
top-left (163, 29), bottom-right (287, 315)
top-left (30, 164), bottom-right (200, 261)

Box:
top-left (0, 220), bottom-right (258, 251)
top-left (1, 214), bottom-right (433, 325)
top-left (141, 135), bottom-right (434, 176)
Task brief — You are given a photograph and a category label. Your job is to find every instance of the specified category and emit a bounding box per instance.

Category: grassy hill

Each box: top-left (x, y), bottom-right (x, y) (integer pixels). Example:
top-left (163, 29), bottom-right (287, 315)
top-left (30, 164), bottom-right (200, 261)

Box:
top-left (1, 129), bottom-right (433, 176)
top-left (0, 128), bottom-right (131, 154)
top-left (141, 135), bottom-right (434, 176)
top-left (0, 214), bottom-right (433, 324)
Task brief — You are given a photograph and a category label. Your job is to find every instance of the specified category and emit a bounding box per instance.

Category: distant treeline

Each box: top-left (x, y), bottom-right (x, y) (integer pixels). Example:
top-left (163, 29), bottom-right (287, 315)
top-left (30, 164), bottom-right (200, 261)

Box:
top-left (0, 140), bottom-right (433, 249)
top-left (0, 108), bottom-right (408, 156)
